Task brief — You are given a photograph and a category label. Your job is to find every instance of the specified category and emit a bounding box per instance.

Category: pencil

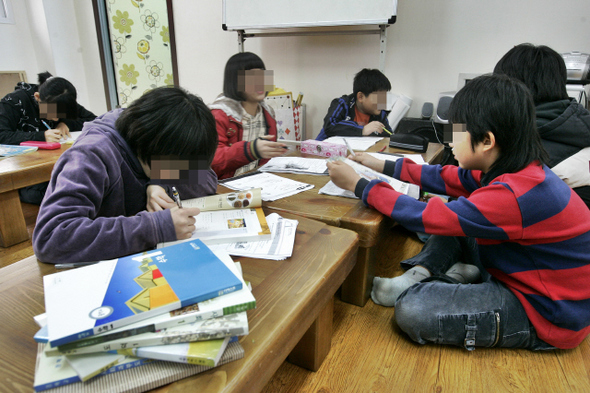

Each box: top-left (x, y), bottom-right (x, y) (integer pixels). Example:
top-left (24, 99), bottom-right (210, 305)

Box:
top-left (172, 187), bottom-right (183, 209)
top-left (343, 138), bottom-right (356, 157)
top-left (382, 126), bottom-right (392, 135)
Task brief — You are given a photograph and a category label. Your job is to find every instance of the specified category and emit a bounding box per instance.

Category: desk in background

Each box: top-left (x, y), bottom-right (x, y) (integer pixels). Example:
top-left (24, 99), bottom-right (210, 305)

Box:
top-left (221, 140), bottom-right (444, 307)
top-left (0, 145), bottom-right (69, 247)
top-left (0, 209), bottom-right (358, 393)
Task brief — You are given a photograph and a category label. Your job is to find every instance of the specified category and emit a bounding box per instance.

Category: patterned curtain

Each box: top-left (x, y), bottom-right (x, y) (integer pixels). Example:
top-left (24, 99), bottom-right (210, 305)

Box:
top-left (105, 0), bottom-right (174, 107)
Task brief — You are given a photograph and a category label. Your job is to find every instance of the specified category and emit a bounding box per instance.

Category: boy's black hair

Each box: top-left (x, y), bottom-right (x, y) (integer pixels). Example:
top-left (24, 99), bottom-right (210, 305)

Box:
top-left (448, 74), bottom-right (548, 179)
top-left (37, 71), bottom-right (79, 119)
top-left (116, 86), bottom-right (218, 166)
top-left (223, 52), bottom-right (266, 101)
top-left (353, 68), bottom-right (391, 97)
top-left (493, 43), bottom-right (569, 105)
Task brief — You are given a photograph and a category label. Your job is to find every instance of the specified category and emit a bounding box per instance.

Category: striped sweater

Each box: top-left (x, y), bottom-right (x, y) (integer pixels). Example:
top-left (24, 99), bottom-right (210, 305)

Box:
top-left (360, 159), bottom-right (590, 349)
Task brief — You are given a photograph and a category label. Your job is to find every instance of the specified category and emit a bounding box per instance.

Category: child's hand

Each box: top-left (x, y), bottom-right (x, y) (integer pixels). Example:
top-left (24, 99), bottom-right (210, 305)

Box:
top-left (55, 122), bottom-right (71, 139)
top-left (44, 128), bottom-right (61, 142)
top-left (362, 121), bottom-right (385, 136)
top-left (327, 160), bottom-right (362, 192)
top-left (350, 152), bottom-right (386, 173)
top-left (255, 135), bottom-right (288, 159)
top-left (146, 185), bottom-right (176, 212)
top-left (170, 207), bottom-right (200, 240)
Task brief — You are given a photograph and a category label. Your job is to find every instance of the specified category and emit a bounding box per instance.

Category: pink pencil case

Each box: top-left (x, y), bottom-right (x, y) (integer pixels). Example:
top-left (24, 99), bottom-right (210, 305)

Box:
top-left (300, 140), bottom-right (347, 158)
top-left (20, 141), bottom-right (61, 150)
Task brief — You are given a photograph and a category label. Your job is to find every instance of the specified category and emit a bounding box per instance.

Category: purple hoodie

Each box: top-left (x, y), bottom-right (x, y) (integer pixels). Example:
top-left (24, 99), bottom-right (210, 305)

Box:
top-left (33, 109), bottom-right (217, 263)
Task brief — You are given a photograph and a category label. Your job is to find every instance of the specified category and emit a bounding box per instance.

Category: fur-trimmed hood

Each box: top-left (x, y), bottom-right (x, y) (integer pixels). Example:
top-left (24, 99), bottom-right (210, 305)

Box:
top-left (208, 94), bottom-right (275, 123)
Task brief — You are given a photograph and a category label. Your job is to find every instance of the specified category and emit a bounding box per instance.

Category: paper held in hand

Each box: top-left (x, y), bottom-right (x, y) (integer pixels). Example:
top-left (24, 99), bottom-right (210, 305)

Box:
top-left (320, 157), bottom-right (420, 199)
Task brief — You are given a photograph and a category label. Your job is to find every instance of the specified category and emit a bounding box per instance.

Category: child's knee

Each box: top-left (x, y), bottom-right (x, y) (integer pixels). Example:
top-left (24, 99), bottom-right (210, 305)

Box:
top-left (394, 291), bottom-right (432, 344)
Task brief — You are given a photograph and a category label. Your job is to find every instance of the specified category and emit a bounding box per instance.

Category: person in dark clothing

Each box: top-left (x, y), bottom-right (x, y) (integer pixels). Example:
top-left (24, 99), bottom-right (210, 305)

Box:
top-left (316, 68), bottom-right (393, 141)
top-left (0, 71), bottom-right (97, 204)
top-left (494, 43), bottom-right (590, 208)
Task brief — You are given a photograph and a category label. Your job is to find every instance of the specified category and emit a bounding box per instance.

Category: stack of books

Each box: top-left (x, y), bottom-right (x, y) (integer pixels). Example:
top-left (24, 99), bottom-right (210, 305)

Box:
top-left (33, 240), bottom-right (256, 392)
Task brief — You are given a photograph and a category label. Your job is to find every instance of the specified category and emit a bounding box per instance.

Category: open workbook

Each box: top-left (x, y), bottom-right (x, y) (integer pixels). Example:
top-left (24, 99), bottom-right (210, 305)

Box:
top-left (158, 188), bottom-right (271, 248)
top-left (319, 157), bottom-right (421, 199)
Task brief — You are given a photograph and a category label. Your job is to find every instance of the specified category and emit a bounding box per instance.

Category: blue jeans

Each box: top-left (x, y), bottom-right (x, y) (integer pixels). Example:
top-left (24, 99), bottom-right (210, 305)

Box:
top-left (394, 235), bottom-right (555, 351)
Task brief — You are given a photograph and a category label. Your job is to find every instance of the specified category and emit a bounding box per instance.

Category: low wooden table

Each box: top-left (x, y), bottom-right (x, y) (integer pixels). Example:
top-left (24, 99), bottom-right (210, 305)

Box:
top-left (0, 210), bottom-right (358, 393)
top-left (0, 145), bottom-right (69, 247)
top-left (225, 140), bottom-right (444, 307)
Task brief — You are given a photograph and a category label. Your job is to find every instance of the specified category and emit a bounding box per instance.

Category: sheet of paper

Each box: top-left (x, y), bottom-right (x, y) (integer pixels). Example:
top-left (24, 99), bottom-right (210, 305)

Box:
top-left (367, 152), bottom-right (427, 165)
top-left (61, 131), bottom-right (83, 144)
top-left (208, 213), bottom-right (298, 260)
top-left (259, 157), bottom-right (328, 175)
top-left (323, 136), bottom-right (383, 151)
top-left (222, 172), bottom-right (314, 201)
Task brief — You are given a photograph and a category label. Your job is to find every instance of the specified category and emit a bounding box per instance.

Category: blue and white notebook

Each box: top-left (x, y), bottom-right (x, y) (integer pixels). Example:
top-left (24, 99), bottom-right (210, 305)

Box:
top-left (0, 144), bottom-right (38, 157)
top-left (44, 240), bottom-right (242, 347)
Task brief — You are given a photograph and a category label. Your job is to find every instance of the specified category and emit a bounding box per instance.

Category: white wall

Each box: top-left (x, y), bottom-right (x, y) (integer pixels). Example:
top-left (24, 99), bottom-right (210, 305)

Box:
top-left (0, 0), bottom-right (39, 83)
top-left (4, 0), bottom-right (590, 138)
top-left (175, 0), bottom-right (590, 138)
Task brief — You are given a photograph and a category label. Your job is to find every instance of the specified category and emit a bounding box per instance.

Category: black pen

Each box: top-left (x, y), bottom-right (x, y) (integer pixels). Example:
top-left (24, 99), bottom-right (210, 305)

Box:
top-left (172, 187), bottom-right (182, 208)
top-left (378, 151), bottom-right (404, 158)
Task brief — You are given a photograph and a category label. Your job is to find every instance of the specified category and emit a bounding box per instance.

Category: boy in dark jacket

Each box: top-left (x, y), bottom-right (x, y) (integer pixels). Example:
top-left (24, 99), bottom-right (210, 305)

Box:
top-left (494, 43), bottom-right (590, 208)
top-left (316, 68), bottom-right (393, 140)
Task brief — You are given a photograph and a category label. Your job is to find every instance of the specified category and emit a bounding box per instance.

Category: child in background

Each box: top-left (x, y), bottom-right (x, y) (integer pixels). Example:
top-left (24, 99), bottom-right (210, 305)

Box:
top-left (0, 71), bottom-right (97, 204)
top-left (327, 74), bottom-right (590, 350)
top-left (316, 68), bottom-right (393, 141)
top-left (209, 52), bottom-right (287, 180)
top-left (33, 86), bottom-right (218, 264)
top-left (494, 43), bottom-right (590, 208)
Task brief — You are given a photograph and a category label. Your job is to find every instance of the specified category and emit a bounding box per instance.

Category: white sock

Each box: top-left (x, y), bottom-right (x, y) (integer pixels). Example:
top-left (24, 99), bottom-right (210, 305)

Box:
top-left (445, 263), bottom-right (480, 283)
top-left (371, 266), bottom-right (431, 307)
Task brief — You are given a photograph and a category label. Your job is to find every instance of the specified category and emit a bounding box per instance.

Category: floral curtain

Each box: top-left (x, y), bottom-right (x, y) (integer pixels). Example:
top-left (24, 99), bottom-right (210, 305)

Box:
top-left (106, 0), bottom-right (174, 107)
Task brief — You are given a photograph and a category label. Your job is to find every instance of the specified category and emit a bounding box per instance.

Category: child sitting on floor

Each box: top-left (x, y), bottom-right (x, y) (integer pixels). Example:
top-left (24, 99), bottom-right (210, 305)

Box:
top-left (33, 86), bottom-right (218, 263)
top-left (316, 68), bottom-right (393, 141)
top-left (326, 74), bottom-right (590, 350)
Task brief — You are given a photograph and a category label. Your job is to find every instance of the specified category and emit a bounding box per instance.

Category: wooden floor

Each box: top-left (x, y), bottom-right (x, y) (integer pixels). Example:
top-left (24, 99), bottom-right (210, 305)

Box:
top-left (3, 204), bottom-right (590, 392)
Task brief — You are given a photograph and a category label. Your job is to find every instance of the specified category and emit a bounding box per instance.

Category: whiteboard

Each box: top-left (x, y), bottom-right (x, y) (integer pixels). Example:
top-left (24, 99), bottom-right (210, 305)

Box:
top-left (222, 0), bottom-right (397, 31)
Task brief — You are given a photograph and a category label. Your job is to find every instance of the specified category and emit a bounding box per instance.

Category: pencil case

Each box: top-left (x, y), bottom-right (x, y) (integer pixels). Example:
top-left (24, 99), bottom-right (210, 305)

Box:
top-left (20, 141), bottom-right (61, 150)
top-left (300, 140), bottom-right (347, 158)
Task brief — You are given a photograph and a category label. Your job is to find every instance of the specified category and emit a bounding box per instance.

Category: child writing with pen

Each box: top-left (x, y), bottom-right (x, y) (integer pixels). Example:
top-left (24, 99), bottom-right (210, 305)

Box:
top-left (209, 52), bottom-right (287, 180)
top-left (327, 74), bottom-right (590, 351)
top-left (33, 86), bottom-right (218, 264)
top-left (0, 71), bottom-right (97, 204)
top-left (316, 68), bottom-right (393, 141)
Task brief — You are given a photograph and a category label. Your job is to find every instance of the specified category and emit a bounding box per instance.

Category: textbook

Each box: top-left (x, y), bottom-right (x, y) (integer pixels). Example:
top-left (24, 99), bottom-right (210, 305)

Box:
top-left (34, 346), bottom-right (153, 392)
top-left (48, 312), bottom-right (249, 356)
top-left (44, 240), bottom-right (242, 347)
top-left (159, 189), bottom-right (271, 247)
top-left (319, 157), bottom-right (421, 199)
top-left (0, 144), bottom-right (38, 157)
top-left (118, 337), bottom-right (231, 367)
top-left (33, 341), bottom-right (244, 392)
top-left (40, 258), bottom-right (255, 350)
top-left (65, 352), bottom-right (125, 382)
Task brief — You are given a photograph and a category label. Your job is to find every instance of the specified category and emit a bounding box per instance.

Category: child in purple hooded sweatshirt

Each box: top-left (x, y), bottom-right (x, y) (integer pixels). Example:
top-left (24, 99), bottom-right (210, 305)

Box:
top-left (33, 86), bottom-right (219, 263)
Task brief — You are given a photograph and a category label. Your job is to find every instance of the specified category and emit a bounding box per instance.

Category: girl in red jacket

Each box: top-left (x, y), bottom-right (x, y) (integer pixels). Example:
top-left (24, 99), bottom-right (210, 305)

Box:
top-left (209, 52), bottom-right (287, 180)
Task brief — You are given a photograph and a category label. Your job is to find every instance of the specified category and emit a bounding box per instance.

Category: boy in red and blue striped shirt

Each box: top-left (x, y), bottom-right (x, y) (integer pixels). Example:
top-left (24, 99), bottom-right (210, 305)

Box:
top-left (327, 74), bottom-right (590, 350)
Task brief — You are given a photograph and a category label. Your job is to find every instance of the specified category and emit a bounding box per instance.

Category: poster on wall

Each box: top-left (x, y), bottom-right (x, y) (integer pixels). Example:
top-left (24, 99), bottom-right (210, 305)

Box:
top-left (105, 0), bottom-right (175, 107)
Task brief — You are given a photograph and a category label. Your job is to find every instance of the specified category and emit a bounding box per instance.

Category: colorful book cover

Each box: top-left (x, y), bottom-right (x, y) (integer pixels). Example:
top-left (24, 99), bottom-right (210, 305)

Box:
top-left (121, 337), bottom-right (231, 367)
top-left (0, 144), bottom-right (38, 157)
top-left (48, 312), bottom-right (249, 356)
top-left (44, 258), bottom-right (255, 350)
top-left (44, 240), bottom-right (242, 347)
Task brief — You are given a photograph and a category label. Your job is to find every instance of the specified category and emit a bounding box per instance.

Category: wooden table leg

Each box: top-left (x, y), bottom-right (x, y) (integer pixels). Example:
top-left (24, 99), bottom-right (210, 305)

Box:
top-left (287, 296), bottom-right (334, 371)
top-left (0, 190), bottom-right (29, 248)
top-left (340, 246), bottom-right (375, 307)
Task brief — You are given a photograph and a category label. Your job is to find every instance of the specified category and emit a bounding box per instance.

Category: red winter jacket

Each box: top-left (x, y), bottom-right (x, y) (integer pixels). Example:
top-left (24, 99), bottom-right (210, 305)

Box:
top-left (209, 95), bottom-right (277, 180)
